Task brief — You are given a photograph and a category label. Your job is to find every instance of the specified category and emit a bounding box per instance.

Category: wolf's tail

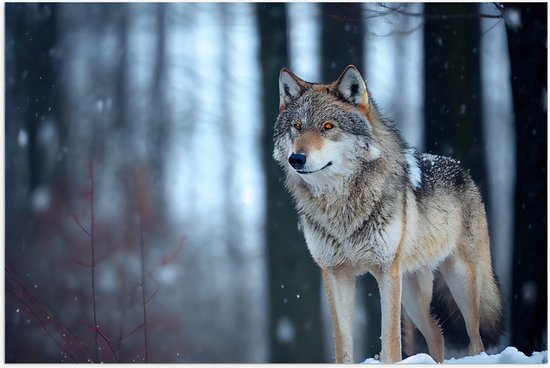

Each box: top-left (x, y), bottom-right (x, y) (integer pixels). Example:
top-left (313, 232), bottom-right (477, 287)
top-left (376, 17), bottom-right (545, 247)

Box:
top-left (431, 266), bottom-right (505, 349)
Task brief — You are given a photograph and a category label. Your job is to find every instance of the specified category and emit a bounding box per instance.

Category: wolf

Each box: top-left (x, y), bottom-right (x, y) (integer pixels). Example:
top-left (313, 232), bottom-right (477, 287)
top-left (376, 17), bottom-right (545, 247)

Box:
top-left (272, 65), bottom-right (503, 363)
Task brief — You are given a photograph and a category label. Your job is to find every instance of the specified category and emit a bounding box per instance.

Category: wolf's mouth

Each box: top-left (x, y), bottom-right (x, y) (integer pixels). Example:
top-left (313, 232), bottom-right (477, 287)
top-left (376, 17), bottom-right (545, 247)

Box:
top-left (297, 161), bottom-right (333, 174)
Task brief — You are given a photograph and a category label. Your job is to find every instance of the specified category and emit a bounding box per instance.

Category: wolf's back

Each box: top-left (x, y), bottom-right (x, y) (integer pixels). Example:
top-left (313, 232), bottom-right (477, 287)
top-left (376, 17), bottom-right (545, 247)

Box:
top-left (412, 152), bottom-right (472, 196)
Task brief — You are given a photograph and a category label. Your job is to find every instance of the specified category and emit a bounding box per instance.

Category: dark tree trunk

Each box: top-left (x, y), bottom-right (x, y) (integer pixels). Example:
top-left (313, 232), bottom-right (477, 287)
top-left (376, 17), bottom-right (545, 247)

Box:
top-left (6, 4), bottom-right (61, 193)
top-left (257, 3), bottom-right (324, 362)
top-left (150, 3), bottom-right (167, 219)
top-left (423, 3), bottom-right (489, 349)
top-left (5, 4), bottom-right (62, 360)
top-left (320, 3), bottom-right (364, 79)
top-left (320, 3), bottom-right (383, 360)
top-left (424, 4), bottom-right (488, 201)
top-left (505, 3), bottom-right (547, 355)
top-left (114, 5), bottom-right (129, 132)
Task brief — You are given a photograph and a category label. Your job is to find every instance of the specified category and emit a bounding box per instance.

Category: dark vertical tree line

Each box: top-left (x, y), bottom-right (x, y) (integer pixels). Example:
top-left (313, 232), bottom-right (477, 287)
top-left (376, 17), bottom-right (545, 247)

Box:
top-left (320, 4), bottom-right (364, 79)
top-left (6, 3), bottom-right (62, 195)
top-left (320, 3), bottom-right (383, 359)
top-left (5, 4), bottom-right (64, 360)
top-left (422, 3), bottom-right (489, 349)
top-left (505, 3), bottom-right (547, 355)
top-left (424, 3), bottom-right (488, 200)
top-left (149, 3), bottom-right (168, 219)
top-left (257, 3), bottom-right (324, 363)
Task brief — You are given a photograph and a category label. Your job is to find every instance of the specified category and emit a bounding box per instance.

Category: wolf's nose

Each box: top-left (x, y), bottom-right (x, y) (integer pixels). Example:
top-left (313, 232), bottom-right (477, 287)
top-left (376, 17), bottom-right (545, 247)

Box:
top-left (289, 153), bottom-right (306, 170)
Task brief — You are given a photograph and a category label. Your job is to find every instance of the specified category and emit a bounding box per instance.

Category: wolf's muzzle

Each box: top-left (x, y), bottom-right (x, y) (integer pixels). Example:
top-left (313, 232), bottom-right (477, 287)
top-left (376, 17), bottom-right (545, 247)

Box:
top-left (288, 153), bottom-right (307, 170)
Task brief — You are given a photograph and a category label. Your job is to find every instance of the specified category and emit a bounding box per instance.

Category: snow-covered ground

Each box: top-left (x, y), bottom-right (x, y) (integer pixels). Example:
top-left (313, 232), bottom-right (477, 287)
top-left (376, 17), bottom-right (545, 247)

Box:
top-left (363, 347), bottom-right (547, 364)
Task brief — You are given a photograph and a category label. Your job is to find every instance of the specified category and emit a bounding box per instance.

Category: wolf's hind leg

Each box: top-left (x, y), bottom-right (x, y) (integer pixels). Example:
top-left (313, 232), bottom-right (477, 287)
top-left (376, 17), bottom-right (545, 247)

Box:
top-left (440, 255), bottom-right (484, 355)
top-left (402, 269), bottom-right (444, 362)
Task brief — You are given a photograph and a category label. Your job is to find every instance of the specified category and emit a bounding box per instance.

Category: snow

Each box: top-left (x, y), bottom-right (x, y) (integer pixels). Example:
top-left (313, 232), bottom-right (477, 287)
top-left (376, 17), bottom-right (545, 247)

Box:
top-left (17, 128), bottom-right (28, 147)
top-left (363, 347), bottom-right (547, 364)
top-left (505, 8), bottom-right (522, 31)
top-left (30, 186), bottom-right (50, 212)
top-left (405, 148), bottom-right (421, 189)
top-left (276, 316), bottom-right (295, 344)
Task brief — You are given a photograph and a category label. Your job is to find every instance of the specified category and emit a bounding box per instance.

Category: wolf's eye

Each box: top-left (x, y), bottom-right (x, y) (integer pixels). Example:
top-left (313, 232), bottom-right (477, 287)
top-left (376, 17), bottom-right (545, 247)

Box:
top-left (323, 122), bottom-right (335, 131)
top-left (293, 121), bottom-right (302, 130)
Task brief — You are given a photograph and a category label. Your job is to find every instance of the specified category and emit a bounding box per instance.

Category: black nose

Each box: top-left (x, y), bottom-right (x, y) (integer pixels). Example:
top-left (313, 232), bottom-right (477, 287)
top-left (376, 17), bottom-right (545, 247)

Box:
top-left (289, 153), bottom-right (306, 170)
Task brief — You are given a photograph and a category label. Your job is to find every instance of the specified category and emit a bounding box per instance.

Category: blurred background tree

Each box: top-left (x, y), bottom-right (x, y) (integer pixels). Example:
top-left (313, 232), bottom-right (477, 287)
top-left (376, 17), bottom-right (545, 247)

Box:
top-left (505, 3), bottom-right (547, 355)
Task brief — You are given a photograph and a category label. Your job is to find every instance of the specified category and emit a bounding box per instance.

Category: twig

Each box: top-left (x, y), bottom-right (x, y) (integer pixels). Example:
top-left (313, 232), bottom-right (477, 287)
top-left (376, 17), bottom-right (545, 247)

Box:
top-left (72, 258), bottom-right (93, 268)
top-left (321, 3), bottom-right (505, 23)
top-left (158, 236), bottom-right (185, 267)
top-left (370, 21), bottom-right (425, 38)
top-left (481, 16), bottom-right (504, 36)
top-left (87, 161), bottom-right (100, 362)
top-left (73, 214), bottom-right (91, 237)
top-left (115, 268), bottom-right (128, 362)
top-left (5, 267), bottom-right (93, 362)
top-left (121, 322), bottom-right (146, 340)
top-left (138, 207), bottom-right (148, 362)
top-left (374, 3), bottom-right (504, 20)
top-left (145, 286), bottom-right (160, 305)
top-left (96, 326), bottom-right (119, 362)
top-left (84, 321), bottom-right (120, 362)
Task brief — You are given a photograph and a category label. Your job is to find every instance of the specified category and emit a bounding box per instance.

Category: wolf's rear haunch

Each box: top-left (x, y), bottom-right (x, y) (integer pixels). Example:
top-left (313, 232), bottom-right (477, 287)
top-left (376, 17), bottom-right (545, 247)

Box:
top-left (273, 64), bottom-right (504, 363)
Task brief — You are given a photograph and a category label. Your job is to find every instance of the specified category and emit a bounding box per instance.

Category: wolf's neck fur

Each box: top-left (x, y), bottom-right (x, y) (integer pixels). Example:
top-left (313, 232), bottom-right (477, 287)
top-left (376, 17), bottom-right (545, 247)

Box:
top-left (286, 152), bottom-right (407, 240)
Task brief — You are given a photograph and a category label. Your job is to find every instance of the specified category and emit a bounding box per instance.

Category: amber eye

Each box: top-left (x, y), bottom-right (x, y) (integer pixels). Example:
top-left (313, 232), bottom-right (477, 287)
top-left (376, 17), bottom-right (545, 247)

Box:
top-left (293, 121), bottom-right (302, 130)
top-left (323, 122), bottom-right (335, 131)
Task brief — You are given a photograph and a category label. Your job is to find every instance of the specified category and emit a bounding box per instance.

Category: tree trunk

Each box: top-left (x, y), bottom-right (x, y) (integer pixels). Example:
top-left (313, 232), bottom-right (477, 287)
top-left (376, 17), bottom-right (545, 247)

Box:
top-left (320, 4), bottom-right (364, 79)
top-left (505, 2), bottom-right (547, 355)
top-left (320, 3), bottom-right (377, 361)
top-left (424, 4), bottom-right (487, 198)
top-left (6, 4), bottom-right (61, 194)
top-left (150, 3), bottom-right (167, 219)
top-left (257, 3), bottom-right (324, 362)
top-left (423, 3), bottom-right (488, 349)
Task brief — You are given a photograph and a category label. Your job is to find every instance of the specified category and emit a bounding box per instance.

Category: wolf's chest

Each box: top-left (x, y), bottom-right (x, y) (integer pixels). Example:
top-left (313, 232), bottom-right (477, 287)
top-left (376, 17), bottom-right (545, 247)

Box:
top-left (297, 198), bottom-right (401, 270)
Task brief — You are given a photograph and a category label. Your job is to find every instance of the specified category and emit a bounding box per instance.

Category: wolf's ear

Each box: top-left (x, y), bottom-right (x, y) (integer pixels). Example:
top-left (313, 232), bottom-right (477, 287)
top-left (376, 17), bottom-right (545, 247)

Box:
top-left (279, 68), bottom-right (306, 108)
top-left (334, 65), bottom-right (368, 106)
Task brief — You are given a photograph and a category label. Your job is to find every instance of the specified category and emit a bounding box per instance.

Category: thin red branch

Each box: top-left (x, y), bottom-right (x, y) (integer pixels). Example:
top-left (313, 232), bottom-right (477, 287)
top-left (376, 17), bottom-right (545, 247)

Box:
top-left (374, 2), bottom-right (504, 20)
top-left (72, 257), bottom-right (93, 268)
top-left (96, 327), bottom-right (119, 363)
top-left (88, 160), bottom-right (100, 362)
top-left (121, 322), bottom-right (146, 340)
top-left (6, 267), bottom-right (93, 362)
top-left (145, 285), bottom-right (160, 305)
top-left (84, 321), bottom-right (120, 362)
top-left (144, 272), bottom-right (160, 305)
top-left (321, 3), bottom-right (504, 24)
top-left (72, 214), bottom-right (91, 238)
top-left (138, 209), bottom-right (149, 363)
top-left (159, 236), bottom-right (185, 266)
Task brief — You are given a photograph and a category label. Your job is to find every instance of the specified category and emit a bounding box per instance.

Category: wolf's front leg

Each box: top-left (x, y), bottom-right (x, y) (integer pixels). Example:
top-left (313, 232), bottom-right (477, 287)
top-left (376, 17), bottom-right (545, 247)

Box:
top-left (377, 266), bottom-right (403, 362)
top-left (322, 268), bottom-right (356, 363)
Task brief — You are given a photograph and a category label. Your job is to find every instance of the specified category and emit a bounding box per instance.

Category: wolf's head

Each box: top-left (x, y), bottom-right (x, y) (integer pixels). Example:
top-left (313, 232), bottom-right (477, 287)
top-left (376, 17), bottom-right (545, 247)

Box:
top-left (273, 65), bottom-right (386, 194)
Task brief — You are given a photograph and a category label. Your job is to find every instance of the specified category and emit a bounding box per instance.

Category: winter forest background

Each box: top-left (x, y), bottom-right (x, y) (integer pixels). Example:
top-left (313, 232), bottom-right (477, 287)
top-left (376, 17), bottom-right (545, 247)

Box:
top-left (4, 2), bottom-right (547, 363)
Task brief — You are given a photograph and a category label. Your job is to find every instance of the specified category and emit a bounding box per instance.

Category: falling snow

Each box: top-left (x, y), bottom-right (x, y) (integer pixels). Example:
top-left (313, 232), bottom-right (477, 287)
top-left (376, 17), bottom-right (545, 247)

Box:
top-left (17, 129), bottom-right (28, 147)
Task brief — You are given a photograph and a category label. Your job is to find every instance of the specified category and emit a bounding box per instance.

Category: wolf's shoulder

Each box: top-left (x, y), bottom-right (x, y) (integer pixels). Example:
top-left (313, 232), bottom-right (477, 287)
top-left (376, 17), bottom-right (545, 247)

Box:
top-left (405, 149), bottom-right (472, 194)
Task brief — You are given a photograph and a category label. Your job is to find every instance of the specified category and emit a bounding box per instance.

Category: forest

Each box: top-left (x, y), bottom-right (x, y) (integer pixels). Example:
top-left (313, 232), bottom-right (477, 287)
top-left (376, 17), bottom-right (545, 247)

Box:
top-left (5, 2), bottom-right (547, 363)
